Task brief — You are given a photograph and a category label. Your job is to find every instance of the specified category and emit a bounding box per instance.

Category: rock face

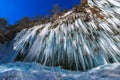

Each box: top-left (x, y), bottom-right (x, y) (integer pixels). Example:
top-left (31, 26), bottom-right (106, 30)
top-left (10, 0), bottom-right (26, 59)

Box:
top-left (0, 33), bottom-right (9, 44)
top-left (0, 0), bottom-right (120, 71)
top-left (0, 62), bottom-right (120, 80)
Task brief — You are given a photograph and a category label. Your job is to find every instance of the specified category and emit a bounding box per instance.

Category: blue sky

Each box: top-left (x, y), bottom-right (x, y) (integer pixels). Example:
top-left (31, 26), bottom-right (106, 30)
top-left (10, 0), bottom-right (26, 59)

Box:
top-left (0, 0), bottom-right (80, 24)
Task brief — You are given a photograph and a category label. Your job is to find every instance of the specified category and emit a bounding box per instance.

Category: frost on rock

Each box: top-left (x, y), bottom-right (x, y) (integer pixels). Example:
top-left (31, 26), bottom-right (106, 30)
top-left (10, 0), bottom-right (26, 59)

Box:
top-left (0, 0), bottom-right (120, 71)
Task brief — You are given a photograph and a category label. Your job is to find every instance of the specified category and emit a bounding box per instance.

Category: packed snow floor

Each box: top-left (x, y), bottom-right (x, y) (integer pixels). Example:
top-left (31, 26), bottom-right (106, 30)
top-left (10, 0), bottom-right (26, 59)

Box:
top-left (0, 62), bottom-right (120, 80)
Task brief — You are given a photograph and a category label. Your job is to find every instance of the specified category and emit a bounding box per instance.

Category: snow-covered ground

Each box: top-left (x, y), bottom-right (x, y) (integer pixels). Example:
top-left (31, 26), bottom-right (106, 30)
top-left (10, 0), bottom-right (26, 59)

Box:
top-left (0, 62), bottom-right (120, 80)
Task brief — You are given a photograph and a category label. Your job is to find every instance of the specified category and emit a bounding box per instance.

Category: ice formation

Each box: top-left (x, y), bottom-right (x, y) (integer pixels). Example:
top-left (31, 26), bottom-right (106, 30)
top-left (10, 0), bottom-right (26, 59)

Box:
top-left (0, 62), bottom-right (120, 80)
top-left (0, 0), bottom-right (120, 71)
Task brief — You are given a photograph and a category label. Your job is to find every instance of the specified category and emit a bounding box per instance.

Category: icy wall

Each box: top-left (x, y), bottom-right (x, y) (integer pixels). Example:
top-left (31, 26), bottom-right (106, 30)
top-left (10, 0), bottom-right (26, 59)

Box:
top-left (0, 0), bottom-right (120, 71)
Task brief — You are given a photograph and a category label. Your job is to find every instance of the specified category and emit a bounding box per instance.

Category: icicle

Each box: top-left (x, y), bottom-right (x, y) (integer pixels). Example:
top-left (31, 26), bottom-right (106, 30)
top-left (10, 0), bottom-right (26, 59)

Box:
top-left (0, 0), bottom-right (120, 71)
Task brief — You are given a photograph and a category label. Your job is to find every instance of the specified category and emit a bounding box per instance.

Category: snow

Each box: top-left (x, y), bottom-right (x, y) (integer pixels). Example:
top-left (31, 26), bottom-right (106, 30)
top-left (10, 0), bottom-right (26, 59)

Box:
top-left (0, 62), bottom-right (120, 80)
top-left (60, 11), bottom-right (72, 18)
top-left (0, 62), bottom-right (82, 80)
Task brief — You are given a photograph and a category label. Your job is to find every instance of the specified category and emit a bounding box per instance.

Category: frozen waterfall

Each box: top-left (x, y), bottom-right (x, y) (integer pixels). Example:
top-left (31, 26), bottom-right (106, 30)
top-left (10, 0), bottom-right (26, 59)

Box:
top-left (0, 0), bottom-right (120, 71)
